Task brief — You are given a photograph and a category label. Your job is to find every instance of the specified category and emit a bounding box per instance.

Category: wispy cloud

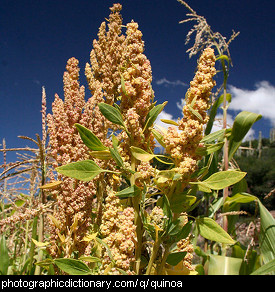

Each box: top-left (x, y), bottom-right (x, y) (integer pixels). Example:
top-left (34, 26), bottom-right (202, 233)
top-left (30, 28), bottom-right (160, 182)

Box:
top-left (156, 77), bottom-right (188, 87)
top-left (229, 81), bottom-right (275, 126)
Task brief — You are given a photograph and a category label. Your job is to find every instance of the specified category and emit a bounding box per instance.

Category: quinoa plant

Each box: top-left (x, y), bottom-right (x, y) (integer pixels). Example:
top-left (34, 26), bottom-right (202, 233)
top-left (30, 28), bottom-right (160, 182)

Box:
top-left (1, 1), bottom-right (274, 276)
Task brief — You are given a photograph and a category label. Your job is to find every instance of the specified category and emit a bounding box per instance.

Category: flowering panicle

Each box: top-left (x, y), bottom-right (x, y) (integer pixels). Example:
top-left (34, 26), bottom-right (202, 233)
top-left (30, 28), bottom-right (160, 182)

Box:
top-left (164, 47), bottom-right (216, 184)
top-left (85, 3), bottom-right (125, 105)
top-left (47, 57), bottom-right (97, 257)
top-left (100, 189), bottom-right (136, 274)
top-left (118, 21), bottom-right (155, 177)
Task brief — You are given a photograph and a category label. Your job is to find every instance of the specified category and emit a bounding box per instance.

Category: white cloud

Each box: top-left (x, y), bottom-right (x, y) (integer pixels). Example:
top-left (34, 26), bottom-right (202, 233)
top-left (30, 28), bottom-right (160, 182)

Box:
top-left (229, 81), bottom-right (275, 126)
top-left (156, 77), bottom-right (188, 87)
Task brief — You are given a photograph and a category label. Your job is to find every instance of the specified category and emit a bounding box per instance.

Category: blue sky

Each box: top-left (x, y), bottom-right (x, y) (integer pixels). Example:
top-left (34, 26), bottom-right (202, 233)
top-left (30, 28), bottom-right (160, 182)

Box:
top-left (1, 0), bottom-right (275, 159)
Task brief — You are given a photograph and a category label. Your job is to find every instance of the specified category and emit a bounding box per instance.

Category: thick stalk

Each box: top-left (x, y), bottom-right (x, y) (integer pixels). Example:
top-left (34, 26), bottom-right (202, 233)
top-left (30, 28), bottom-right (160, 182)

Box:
top-left (156, 243), bottom-right (171, 275)
top-left (145, 237), bottom-right (161, 275)
top-left (130, 156), bottom-right (142, 274)
top-left (222, 63), bottom-right (229, 232)
top-left (34, 135), bottom-right (46, 275)
top-left (29, 216), bottom-right (38, 274)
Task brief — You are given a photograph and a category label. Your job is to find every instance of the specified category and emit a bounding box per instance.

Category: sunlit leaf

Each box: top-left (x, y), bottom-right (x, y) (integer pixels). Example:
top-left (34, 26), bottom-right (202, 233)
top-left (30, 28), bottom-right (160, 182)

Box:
top-left (75, 123), bottom-right (107, 151)
top-left (56, 160), bottom-right (109, 181)
top-left (196, 217), bottom-right (236, 245)
top-left (195, 142), bottom-right (224, 156)
top-left (0, 235), bottom-right (10, 275)
top-left (251, 259), bottom-right (275, 275)
top-left (152, 128), bottom-right (166, 148)
top-left (208, 254), bottom-right (242, 275)
top-left (144, 101), bottom-right (167, 131)
top-left (109, 147), bottom-right (124, 168)
top-left (54, 258), bottom-right (91, 275)
top-left (130, 146), bottom-right (155, 162)
top-left (116, 185), bottom-right (141, 198)
top-left (81, 232), bottom-right (98, 242)
top-left (160, 119), bottom-right (179, 126)
top-left (191, 170), bottom-right (246, 191)
top-left (48, 214), bottom-right (62, 230)
top-left (31, 238), bottom-right (50, 247)
top-left (98, 103), bottom-right (125, 128)
top-left (228, 111), bottom-right (262, 161)
top-left (205, 94), bottom-right (231, 135)
top-left (39, 181), bottom-right (62, 190)
top-left (78, 256), bottom-right (101, 263)
top-left (258, 200), bottom-right (275, 269)
top-left (89, 150), bottom-right (112, 160)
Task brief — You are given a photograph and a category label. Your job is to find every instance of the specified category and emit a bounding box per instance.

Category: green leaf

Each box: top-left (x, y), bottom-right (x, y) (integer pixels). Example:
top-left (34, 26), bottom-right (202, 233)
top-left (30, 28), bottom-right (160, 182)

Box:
top-left (109, 147), bottom-right (124, 168)
top-left (166, 252), bottom-right (187, 266)
top-left (78, 256), bottom-right (101, 263)
top-left (0, 235), bottom-right (10, 275)
top-left (191, 170), bottom-right (246, 191)
top-left (258, 200), bottom-right (275, 268)
top-left (196, 217), bottom-right (236, 245)
top-left (208, 255), bottom-right (242, 275)
top-left (187, 105), bottom-right (203, 122)
top-left (98, 103), bottom-right (125, 128)
top-left (32, 238), bottom-right (50, 247)
top-left (120, 74), bottom-right (127, 96)
top-left (75, 123), bottom-right (107, 151)
top-left (130, 146), bottom-right (155, 162)
top-left (201, 129), bottom-right (227, 143)
top-left (152, 128), bottom-right (166, 148)
top-left (195, 142), bottom-right (224, 156)
top-left (205, 94), bottom-right (231, 135)
top-left (251, 259), bottom-right (275, 275)
top-left (90, 150), bottom-right (112, 160)
top-left (56, 160), bottom-right (106, 181)
top-left (169, 220), bottom-right (193, 242)
top-left (116, 185), bottom-right (141, 198)
top-left (39, 180), bottom-right (62, 190)
top-left (144, 101), bottom-right (167, 131)
top-left (228, 111), bottom-right (262, 161)
top-left (170, 193), bottom-right (197, 213)
top-left (224, 192), bottom-right (256, 209)
top-left (216, 54), bottom-right (230, 64)
top-left (160, 119), bottom-right (179, 126)
top-left (157, 194), bottom-right (172, 225)
top-left (54, 258), bottom-right (91, 275)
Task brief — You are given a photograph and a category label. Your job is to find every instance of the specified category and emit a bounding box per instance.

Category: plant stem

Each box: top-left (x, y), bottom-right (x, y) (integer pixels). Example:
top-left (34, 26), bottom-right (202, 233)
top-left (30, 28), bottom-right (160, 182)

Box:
top-left (145, 237), bottom-right (161, 275)
top-left (130, 155), bottom-right (142, 274)
top-left (34, 135), bottom-right (46, 275)
top-left (221, 61), bottom-right (229, 232)
top-left (156, 243), bottom-right (171, 275)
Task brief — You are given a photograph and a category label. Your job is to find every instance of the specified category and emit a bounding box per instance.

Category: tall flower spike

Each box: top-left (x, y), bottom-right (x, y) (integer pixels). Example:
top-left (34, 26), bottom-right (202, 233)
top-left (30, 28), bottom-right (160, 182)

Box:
top-left (100, 189), bottom-right (136, 275)
top-left (118, 21), bottom-right (155, 173)
top-left (85, 3), bottom-right (125, 105)
top-left (164, 47), bottom-right (216, 186)
top-left (47, 58), bottom-right (97, 257)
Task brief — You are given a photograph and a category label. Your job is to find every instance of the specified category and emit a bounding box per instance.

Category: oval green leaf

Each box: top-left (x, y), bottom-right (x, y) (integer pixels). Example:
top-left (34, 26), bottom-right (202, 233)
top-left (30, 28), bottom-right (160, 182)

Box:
top-left (228, 111), bottom-right (262, 161)
top-left (56, 160), bottom-right (105, 181)
top-left (144, 101), bottom-right (167, 131)
top-left (166, 251), bottom-right (187, 266)
top-left (98, 103), bottom-right (125, 128)
top-left (54, 258), bottom-right (90, 275)
top-left (116, 185), bottom-right (141, 198)
top-left (75, 123), bottom-right (107, 151)
top-left (130, 146), bottom-right (155, 162)
top-left (196, 217), bottom-right (236, 245)
top-left (191, 170), bottom-right (246, 191)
